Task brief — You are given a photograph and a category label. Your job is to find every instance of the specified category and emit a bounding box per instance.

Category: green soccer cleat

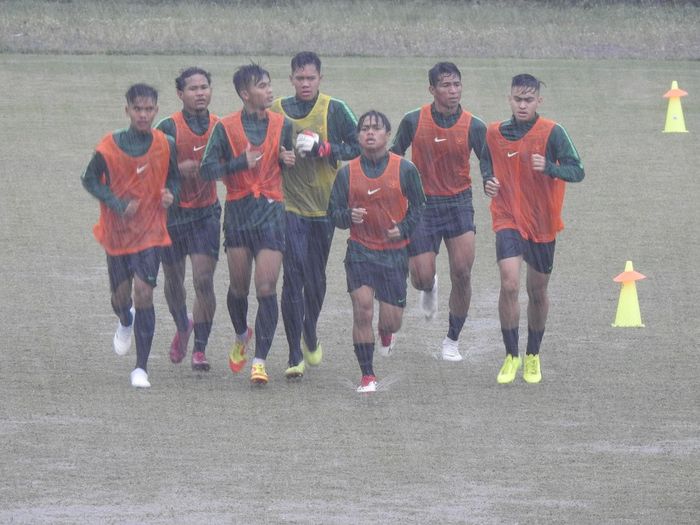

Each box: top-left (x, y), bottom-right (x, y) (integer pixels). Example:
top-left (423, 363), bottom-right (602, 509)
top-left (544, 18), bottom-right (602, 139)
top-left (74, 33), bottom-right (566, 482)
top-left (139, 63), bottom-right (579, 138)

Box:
top-left (497, 354), bottom-right (521, 384)
top-left (284, 361), bottom-right (305, 379)
top-left (523, 354), bottom-right (542, 384)
top-left (302, 340), bottom-right (323, 366)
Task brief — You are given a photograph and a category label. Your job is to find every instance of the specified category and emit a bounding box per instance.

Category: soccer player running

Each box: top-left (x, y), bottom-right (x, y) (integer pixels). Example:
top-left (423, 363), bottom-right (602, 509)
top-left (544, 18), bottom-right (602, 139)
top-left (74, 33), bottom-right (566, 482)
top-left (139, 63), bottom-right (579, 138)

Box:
top-left (200, 63), bottom-right (295, 385)
top-left (480, 73), bottom-right (584, 384)
top-left (390, 62), bottom-right (486, 362)
top-left (82, 83), bottom-right (180, 388)
top-left (156, 67), bottom-right (220, 372)
top-left (329, 111), bottom-right (425, 393)
top-left (270, 51), bottom-right (360, 379)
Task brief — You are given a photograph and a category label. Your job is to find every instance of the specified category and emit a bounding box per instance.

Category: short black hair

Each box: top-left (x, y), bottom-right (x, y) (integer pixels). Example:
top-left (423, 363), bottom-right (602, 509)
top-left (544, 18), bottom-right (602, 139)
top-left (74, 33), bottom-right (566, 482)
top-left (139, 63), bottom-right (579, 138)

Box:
top-left (175, 67), bottom-right (212, 91)
top-left (232, 63), bottom-right (269, 98)
top-left (428, 62), bottom-right (461, 87)
top-left (125, 83), bottom-right (158, 104)
top-left (357, 110), bottom-right (391, 133)
top-left (291, 51), bottom-right (321, 73)
top-left (511, 74), bottom-right (545, 93)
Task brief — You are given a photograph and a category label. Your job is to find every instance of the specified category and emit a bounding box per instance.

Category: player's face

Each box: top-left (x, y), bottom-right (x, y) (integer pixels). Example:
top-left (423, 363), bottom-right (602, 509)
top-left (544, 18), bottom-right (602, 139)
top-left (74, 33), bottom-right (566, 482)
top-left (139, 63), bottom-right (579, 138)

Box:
top-left (126, 96), bottom-right (158, 133)
top-left (358, 115), bottom-right (390, 154)
top-left (509, 86), bottom-right (542, 123)
top-left (242, 75), bottom-right (274, 111)
top-left (178, 73), bottom-right (212, 114)
top-left (290, 64), bottom-right (322, 102)
top-left (429, 73), bottom-right (462, 113)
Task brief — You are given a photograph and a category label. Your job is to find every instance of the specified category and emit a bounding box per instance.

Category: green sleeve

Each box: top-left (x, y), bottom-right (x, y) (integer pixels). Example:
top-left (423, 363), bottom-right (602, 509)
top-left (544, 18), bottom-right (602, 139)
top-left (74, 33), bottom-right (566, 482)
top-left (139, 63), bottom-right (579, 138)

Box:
top-left (327, 99), bottom-right (360, 162)
top-left (328, 166), bottom-right (352, 230)
top-left (398, 159), bottom-right (426, 238)
top-left (469, 116), bottom-right (487, 161)
top-left (165, 135), bottom-right (180, 204)
top-left (155, 117), bottom-right (176, 139)
top-left (479, 139), bottom-right (495, 191)
top-left (544, 124), bottom-right (585, 182)
top-left (389, 110), bottom-right (419, 156)
top-left (81, 151), bottom-right (128, 214)
top-left (200, 122), bottom-right (247, 180)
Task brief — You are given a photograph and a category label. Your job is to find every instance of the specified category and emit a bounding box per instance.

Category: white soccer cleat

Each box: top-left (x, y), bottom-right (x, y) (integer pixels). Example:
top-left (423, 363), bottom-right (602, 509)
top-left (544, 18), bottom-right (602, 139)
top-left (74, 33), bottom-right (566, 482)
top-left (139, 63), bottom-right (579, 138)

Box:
top-left (377, 333), bottom-right (396, 357)
top-left (440, 336), bottom-right (463, 362)
top-left (419, 275), bottom-right (438, 320)
top-left (130, 367), bottom-right (151, 388)
top-left (113, 306), bottom-right (135, 356)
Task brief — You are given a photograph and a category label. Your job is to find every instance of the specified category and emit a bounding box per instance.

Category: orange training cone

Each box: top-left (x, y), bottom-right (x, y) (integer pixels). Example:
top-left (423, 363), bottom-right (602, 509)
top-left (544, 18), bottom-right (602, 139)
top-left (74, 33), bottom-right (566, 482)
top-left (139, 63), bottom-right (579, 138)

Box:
top-left (663, 81), bottom-right (688, 133)
top-left (612, 261), bottom-right (646, 327)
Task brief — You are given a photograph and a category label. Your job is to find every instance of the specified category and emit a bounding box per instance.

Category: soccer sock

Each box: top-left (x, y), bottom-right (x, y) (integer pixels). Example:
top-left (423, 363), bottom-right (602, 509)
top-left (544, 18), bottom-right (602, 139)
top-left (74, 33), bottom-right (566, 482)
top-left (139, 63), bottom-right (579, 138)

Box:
top-left (134, 306), bottom-right (155, 371)
top-left (193, 321), bottom-right (212, 353)
top-left (378, 330), bottom-right (393, 348)
top-left (353, 342), bottom-right (375, 376)
top-left (501, 327), bottom-right (519, 357)
top-left (113, 302), bottom-right (133, 327)
top-left (447, 312), bottom-right (467, 341)
top-left (526, 327), bottom-right (545, 355)
top-left (227, 288), bottom-right (248, 336)
top-left (254, 294), bottom-right (278, 360)
top-left (171, 305), bottom-right (189, 333)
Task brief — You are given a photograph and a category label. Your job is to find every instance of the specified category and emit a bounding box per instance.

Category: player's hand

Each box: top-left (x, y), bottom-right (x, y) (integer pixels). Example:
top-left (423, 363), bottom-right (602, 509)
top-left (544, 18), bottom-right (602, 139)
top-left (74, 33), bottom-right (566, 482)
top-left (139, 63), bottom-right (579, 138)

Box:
top-left (531, 153), bottom-right (546, 172)
top-left (245, 143), bottom-right (263, 169)
top-left (178, 159), bottom-right (200, 180)
top-left (296, 130), bottom-right (331, 158)
top-left (161, 189), bottom-right (174, 208)
top-left (280, 146), bottom-right (296, 167)
top-left (123, 199), bottom-right (140, 217)
top-left (386, 225), bottom-right (402, 240)
top-left (484, 177), bottom-right (500, 197)
top-left (351, 207), bottom-right (367, 224)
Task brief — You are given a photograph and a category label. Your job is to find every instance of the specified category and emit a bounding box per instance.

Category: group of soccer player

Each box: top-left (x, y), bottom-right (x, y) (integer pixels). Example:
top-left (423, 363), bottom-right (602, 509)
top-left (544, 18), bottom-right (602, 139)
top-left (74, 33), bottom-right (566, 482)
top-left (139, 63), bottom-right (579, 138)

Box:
top-left (82, 52), bottom-right (584, 392)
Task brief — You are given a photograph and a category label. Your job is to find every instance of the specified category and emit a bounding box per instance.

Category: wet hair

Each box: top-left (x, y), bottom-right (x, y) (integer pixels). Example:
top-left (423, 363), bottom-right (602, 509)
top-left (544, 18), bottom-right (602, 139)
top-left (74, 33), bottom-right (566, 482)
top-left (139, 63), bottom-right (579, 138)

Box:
top-left (511, 74), bottom-right (545, 93)
top-left (125, 83), bottom-right (158, 104)
top-left (428, 62), bottom-right (461, 87)
top-left (175, 67), bottom-right (212, 91)
top-left (291, 51), bottom-right (321, 74)
top-left (232, 63), bottom-right (270, 98)
top-left (357, 110), bottom-right (391, 133)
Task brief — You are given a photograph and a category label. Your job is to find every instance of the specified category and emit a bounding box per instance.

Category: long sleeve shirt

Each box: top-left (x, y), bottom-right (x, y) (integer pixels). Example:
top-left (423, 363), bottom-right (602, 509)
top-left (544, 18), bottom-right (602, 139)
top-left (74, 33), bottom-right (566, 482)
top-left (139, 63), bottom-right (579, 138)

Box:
top-left (81, 127), bottom-right (180, 214)
top-left (329, 152), bottom-right (426, 268)
top-left (480, 114), bottom-right (584, 185)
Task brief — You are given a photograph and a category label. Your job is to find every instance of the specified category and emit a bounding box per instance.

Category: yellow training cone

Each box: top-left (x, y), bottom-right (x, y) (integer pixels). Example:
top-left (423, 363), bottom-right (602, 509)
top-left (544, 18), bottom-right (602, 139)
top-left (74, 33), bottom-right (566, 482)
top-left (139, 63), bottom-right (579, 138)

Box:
top-left (663, 80), bottom-right (688, 133)
top-left (612, 261), bottom-right (646, 327)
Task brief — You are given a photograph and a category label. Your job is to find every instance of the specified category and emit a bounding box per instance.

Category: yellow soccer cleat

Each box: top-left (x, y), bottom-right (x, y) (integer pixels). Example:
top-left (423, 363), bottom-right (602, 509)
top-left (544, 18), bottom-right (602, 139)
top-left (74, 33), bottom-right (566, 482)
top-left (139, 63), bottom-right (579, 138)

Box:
top-left (302, 340), bottom-right (323, 366)
top-left (523, 354), bottom-right (542, 384)
top-left (250, 363), bottom-right (269, 385)
top-left (497, 354), bottom-right (521, 384)
top-left (228, 327), bottom-right (252, 374)
top-left (284, 361), bottom-right (305, 379)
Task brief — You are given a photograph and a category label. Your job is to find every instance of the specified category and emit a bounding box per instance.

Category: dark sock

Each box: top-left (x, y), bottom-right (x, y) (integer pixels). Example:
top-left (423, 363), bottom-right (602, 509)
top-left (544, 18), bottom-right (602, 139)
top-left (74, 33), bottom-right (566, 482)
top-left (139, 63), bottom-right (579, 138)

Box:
top-left (112, 302), bottom-right (133, 327)
top-left (447, 312), bottom-right (467, 341)
top-left (501, 327), bottom-right (519, 357)
top-left (193, 321), bottom-right (212, 353)
top-left (227, 289), bottom-right (248, 336)
top-left (134, 306), bottom-right (155, 371)
top-left (526, 327), bottom-right (545, 355)
top-left (172, 305), bottom-right (189, 333)
top-left (254, 294), bottom-right (278, 360)
top-left (353, 343), bottom-right (375, 376)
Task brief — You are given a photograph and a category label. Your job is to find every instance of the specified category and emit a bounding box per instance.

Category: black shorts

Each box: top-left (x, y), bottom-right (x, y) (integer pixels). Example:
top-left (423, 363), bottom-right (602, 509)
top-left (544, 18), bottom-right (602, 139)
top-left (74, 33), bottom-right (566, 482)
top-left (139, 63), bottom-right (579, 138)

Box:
top-left (223, 220), bottom-right (285, 256)
top-left (495, 229), bottom-right (556, 274)
top-left (408, 196), bottom-right (475, 257)
top-left (160, 208), bottom-right (221, 265)
top-left (345, 260), bottom-right (408, 307)
top-left (106, 247), bottom-right (160, 292)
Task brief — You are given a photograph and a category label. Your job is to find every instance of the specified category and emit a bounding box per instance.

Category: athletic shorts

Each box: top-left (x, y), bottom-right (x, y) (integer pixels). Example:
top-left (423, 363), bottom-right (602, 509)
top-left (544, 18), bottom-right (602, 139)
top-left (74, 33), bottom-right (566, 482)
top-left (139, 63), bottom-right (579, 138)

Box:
top-left (408, 194), bottom-right (476, 257)
top-left (495, 229), bottom-right (556, 274)
top-left (160, 208), bottom-right (221, 265)
top-left (106, 247), bottom-right (160, 292)
top-left (345, 260), bottom-right (408, 308)
top-left (224, 220), bottom-right (285, 256)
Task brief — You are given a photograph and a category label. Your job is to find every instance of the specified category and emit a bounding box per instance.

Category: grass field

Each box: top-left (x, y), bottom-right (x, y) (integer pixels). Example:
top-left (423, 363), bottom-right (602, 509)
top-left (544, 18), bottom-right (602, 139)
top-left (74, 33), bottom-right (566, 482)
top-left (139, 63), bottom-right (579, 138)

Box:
top-left (1, 53), bottom-right (699, 523)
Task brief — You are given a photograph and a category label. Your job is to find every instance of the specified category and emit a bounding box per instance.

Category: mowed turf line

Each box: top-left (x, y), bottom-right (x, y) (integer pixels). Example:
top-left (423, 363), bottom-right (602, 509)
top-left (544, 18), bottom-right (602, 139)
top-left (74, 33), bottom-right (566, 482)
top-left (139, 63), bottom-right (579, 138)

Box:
top-left (1, 54), bottom-right (698, 523)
